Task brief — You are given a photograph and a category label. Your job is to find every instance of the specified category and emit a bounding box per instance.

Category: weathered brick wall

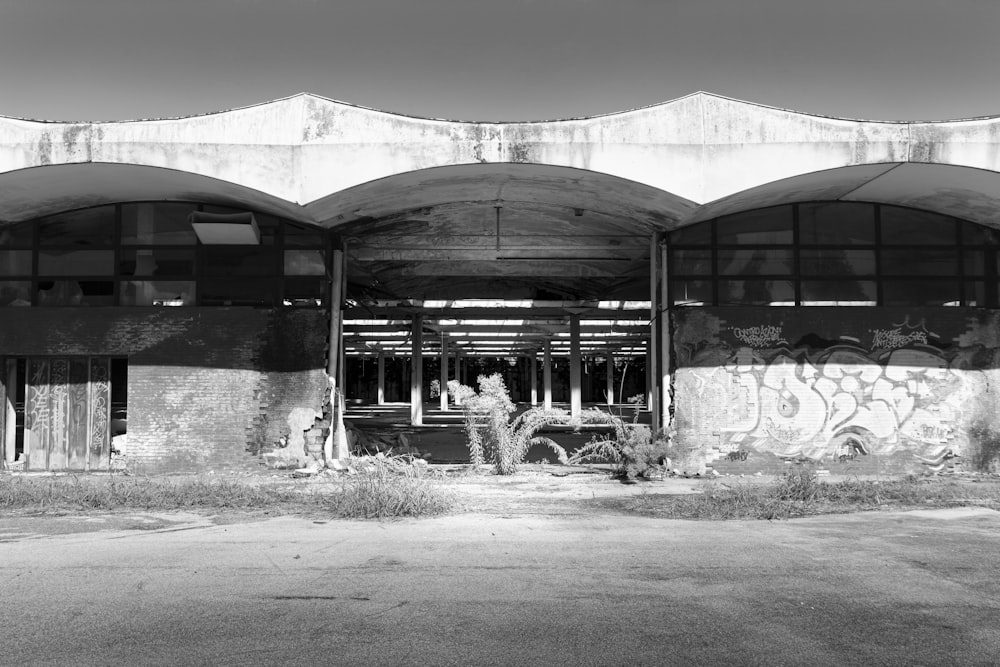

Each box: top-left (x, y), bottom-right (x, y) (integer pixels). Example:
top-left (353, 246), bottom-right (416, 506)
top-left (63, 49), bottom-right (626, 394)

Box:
top-left (0, 308), bottom-right (328, 473)
top-left (671, 308), bottom-right (1000, 475)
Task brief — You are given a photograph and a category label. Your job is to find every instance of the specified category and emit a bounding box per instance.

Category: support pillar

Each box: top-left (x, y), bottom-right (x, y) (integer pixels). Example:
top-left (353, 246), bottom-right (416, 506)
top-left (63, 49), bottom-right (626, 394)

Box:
top-left (1, 359), bottom-right (14, 466)
top-left (570, 314), bottom-right (582, 419)
top-left (530, 353), bottom-right (538, 406)
top-left (543, 339), bottom-right (553, 410)
top-left (648, 233), bottom-right (661, 433)
top-left (376, 349), bottom-right (385, 405)
top-left (440, 333), bottom-right (449, 411)
top-left (606, 348), bottom-right (615, 407)
top-left (410, 314), bottom-right (423, 426)
top-left (660, 238), bottom-right (672, 430)
top-left (324, 245), bottom-right (350, 463)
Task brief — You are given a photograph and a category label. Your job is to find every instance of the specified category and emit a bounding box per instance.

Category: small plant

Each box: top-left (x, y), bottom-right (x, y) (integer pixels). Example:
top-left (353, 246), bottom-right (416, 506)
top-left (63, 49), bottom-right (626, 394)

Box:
top-left (330, 456), bottom-right (453, 519)
top-left (568, 406), bottom-right (670, 480)
top-left (449, 374), bottom-right (569, 474)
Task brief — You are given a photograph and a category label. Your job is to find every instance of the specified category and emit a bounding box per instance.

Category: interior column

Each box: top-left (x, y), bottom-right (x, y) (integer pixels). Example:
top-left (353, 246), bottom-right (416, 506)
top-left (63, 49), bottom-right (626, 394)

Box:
top-left (543, 339), bottom-right (553, 410)
top-left (324, 244), bottom-right (350, 462)
top-left (410, 314), bottom-right (423, 426)
top-left (648, 233), bottom-right (661, 432)
top-left (570, 314), bottom-right (582, 419)
top-left (530, 353), bottom-right (538, 406)
top-left (376, 349), bottom-right (385, 405)
top-left (606, 348), bottom-right (615, 407)
top-left (440, 333), bottom-right (449, 411)
top-left (660, 237), bottom-right (671, 430)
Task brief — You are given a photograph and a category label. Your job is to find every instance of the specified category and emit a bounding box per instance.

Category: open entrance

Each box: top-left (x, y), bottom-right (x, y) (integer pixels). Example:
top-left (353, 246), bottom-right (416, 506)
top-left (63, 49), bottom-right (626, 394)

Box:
top-left (1, 356), bottom-right (127, 471)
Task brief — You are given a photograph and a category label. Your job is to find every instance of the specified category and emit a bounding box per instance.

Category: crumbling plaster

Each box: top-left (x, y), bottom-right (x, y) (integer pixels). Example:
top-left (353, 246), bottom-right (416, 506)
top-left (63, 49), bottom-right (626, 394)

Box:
top-left (3, 91), bottom-right (1000, 227)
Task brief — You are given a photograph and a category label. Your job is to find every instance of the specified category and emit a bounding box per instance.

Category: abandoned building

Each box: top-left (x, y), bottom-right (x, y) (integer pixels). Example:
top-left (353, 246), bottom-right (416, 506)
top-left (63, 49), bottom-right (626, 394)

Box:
top-left (1, 91), bottom-right (1000, 474)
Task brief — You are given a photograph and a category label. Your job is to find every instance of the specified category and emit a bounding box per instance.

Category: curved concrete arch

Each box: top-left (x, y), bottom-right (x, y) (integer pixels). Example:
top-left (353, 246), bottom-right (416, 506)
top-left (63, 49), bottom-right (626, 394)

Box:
top-left (686, 162), bottom-right (1000, 228)
top-left (4, 92), bottom-right (1000, 213)
top-left (305, 162), bottom-right (698, 231)
top-left (0, 162), bottom-right (312, 224)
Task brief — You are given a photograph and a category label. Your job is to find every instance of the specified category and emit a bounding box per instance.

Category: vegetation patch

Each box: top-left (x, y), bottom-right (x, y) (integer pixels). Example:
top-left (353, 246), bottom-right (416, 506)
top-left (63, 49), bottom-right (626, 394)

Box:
top-left (0, 460), bottom-right (454, 520)
top-left (602, 470), bottom-right (1000, 520)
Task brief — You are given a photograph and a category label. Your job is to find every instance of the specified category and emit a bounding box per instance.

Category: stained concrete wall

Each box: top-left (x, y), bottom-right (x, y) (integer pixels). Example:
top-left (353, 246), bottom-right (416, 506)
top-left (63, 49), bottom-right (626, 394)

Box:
top-left (671, 308), bottom-right (1000, 475)
top-left (0, 308), bottom-right (328, 473)
top-left (3, 92), bottom-right (1000, 218)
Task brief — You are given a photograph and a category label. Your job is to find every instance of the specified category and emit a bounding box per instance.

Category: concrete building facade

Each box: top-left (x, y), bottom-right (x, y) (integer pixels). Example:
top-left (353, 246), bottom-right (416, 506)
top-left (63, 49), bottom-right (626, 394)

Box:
top-left (2, 92), bottom-right (999, 474)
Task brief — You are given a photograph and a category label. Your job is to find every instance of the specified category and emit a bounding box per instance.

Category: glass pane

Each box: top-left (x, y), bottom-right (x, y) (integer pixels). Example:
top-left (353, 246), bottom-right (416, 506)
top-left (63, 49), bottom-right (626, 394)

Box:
top-left (119, 248), bottom-right (195, 277)
top-left (0, 223), bottom-right (34, 246)
top-left (0, 250), bottom-right (32, 275)
top-left (670, 249), bottom-right (712, 275)
top-left (0, 281), bottom-right (32, 306)
top-left (283, 277), bottom-right (326, 306)
top-left (203, 247), bottom-right (276, 276)
top-left (800, 249), bottom-right (875, 276)
top-left (36, 280), bottom-right (114, 306)
top-left (718, 248), bottom-right (793, 275)
top-left (881, 249), bottom-right (957, 276)
top-left (200, 278), bottom-right (274, 306)
top-left (960, 221), bottom-right (999, 245)
top-left (801, 280), bottom-right (877, 306)
top-left (718, 280), bottom-right (794, 305)
top-left (120, 280), bottom-right (196, 306)
top-left (669, 222), bottom-right (712, 245)
top-left (880, 206), bottom-right (956, 245)
top-left (717, 206), bottom-right (793, 244)
top-left (284, 223), bottom-right (325, 247)
top-left (38, 249), bottom-right (114, 276)
top-left (965, 281), bottom-right (986, 307)
top-left (38, 206), bottom-right (115, 246)
top-left (963, 250), bottom-right (985, 275)
top-left (799, 202), bottom-right (875, 245)
top-left (882, 280), bottom-right (960, 306)
top-left (670, 279), bottom-right (712, 306)
top-left (121, 203), bottom-right (198, 245)
top-left (284, 249), bottom-right (326, 276)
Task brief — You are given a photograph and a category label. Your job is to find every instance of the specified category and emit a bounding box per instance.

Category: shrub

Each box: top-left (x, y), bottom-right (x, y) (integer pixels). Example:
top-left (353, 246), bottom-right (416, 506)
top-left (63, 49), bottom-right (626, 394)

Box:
top-left (568, 405), bottom-right (670, 480)
top-left (329, 457), bottom-right (453, 519)
top-left (449, 374), bottom-right (569, 474)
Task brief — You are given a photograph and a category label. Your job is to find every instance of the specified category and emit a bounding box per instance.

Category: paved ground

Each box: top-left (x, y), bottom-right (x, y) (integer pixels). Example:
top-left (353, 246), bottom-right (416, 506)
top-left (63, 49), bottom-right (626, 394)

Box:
top-left (3, 479), bottom-right (1000, 666)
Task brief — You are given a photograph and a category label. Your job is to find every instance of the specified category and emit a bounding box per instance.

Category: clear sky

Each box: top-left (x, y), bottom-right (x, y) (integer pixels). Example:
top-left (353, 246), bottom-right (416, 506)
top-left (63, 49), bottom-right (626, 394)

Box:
top-left (1, 0), bottom-right (997, 123)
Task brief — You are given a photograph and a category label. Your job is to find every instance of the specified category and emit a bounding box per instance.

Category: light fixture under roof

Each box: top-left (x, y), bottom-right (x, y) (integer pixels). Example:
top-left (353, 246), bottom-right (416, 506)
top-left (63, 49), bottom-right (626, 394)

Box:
top-left (189, 211), bottom-right (260, 245)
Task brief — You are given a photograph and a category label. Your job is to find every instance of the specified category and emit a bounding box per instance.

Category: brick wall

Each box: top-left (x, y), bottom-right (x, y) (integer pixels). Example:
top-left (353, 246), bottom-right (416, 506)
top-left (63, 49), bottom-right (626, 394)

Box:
top-left (670, 307), bottom-right (1000, 475)
top-left (0, 308), bottom-right (328, 473)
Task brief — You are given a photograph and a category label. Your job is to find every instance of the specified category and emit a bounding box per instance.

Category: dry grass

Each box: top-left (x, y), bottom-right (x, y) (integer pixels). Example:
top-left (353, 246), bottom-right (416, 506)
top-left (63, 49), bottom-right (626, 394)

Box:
top-left (613, 470), bottom-right (1000, 520)
top-left (0, 460), bottom-right (455, 520)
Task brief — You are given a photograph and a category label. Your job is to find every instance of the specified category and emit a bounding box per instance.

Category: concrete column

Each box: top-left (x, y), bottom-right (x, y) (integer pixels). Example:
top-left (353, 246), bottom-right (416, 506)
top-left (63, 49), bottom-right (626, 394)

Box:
top-left (543, 339), bottom-right (553, 410)
top-left (570, 314), bottom-right (582, 419)
top-left (660, 238), bottom-right (671, 430)
top-left (530, 353), bottom-right (538, 406)
top-left (410, 314), bottom-right (423, 426)
top-left (376, 349), bottom-right (385, 405)
top-left (648, 233), bottom-right (660, 433)
top-left (453, 348), bottom-right (463, 405)
top-left (2, 359), bottom-right (14, 465)
top-left (440, 334), bottom-right (449, 411)
top-left (606, 349), bottom-right (615, 407)
top-left (646, 341), bottom-right (653, 410)
top-left (324, 245), bottom-right (350, 462)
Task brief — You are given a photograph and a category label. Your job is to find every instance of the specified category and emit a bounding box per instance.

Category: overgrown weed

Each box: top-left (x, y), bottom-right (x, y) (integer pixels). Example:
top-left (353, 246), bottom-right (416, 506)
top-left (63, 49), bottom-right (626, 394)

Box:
top-left (622, 469), bottom-right (1000, 520)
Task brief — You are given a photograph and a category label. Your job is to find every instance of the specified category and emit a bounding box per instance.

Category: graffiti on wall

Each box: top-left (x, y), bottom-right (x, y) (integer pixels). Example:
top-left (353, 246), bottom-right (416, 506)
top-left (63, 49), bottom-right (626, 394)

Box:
top-left (674, 311), bottom-right (994, 471)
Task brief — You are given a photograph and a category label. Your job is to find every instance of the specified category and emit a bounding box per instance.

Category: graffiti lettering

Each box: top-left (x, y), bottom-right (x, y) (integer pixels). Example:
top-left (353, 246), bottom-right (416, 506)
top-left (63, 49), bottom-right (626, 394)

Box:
top-left (725, 450), bottom-right (750, 462)
top-left (871, 327), bottom-right (928, 349)
top-left (732, 325), bottom-right (784, 348)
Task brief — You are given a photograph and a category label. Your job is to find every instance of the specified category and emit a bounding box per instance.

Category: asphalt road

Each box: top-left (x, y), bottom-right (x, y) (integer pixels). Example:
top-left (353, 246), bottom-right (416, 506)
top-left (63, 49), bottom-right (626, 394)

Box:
top-left (3, 507), bottom-right (999, 666)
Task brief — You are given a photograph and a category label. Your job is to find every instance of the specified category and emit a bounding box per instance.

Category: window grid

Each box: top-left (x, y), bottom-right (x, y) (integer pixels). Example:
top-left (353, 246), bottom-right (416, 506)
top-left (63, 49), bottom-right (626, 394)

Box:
top-left (669, 202), bottom-right (998, 307)
top-left (0, 202), bottom-right (328, 308)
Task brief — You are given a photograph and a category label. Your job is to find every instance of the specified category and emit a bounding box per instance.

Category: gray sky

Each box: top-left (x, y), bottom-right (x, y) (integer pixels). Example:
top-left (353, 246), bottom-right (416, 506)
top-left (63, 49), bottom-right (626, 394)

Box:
top-left (1, 0), bottom-right (997, 122)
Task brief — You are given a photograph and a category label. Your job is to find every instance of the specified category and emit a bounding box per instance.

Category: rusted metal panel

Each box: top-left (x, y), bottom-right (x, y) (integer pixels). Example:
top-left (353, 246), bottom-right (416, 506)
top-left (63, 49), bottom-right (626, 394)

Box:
top-left (25, 358), bottom-right (49, 471)
top-left (88, 358), bottom-right (111, 471)
top-left (66, 359), bottom-right (90, 470)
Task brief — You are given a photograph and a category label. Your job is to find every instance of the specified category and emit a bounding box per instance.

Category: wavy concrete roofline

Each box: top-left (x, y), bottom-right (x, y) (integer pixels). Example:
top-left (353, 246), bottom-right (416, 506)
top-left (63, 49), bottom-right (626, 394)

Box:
top-left (3, 91), bottom-right (998, 126)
